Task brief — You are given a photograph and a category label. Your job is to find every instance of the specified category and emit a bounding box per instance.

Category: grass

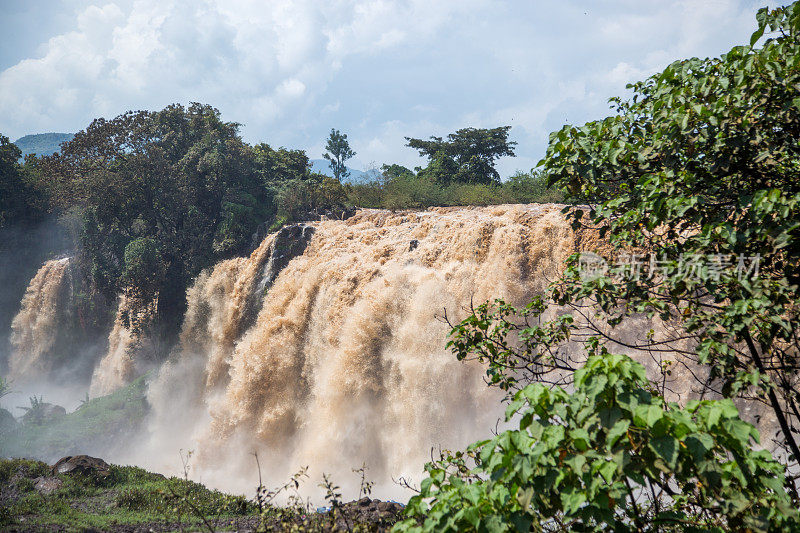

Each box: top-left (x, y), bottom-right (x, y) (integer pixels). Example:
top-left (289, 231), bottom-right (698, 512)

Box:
top-left (0, 456), bottom-right (404, 531)
top-left (0, 458), bottom-right (257, 531)
top-left (0, 375), bottom-right (149, 461)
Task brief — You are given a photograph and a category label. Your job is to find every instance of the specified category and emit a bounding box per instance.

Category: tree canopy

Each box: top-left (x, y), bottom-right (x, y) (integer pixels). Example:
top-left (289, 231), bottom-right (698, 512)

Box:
top-left (406, 126), bottom-right (516, 185)
top-left (0, 135), bottom-right (46, 229)
top-left (39, 103), bottom-right (271, 337)
top-left (541, 1), bottom-right (800, 468)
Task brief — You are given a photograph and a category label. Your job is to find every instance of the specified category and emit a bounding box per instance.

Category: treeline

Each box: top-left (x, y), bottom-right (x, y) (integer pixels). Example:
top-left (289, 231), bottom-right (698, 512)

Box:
top-left (0, 108), bottom-right (559, 366)
top-left (346, 166), bottom-right (562, 210)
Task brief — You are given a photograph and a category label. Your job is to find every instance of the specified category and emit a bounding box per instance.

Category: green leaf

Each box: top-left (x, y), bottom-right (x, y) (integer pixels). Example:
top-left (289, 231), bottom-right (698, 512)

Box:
top-left (560, 489), bottom-right (587, 515)
top-left (597, 460), bottom-right (617, 484)
top-left (649, 437), bottom-right (679, 468)
top-left (607, 420), bottom-right (630, 447)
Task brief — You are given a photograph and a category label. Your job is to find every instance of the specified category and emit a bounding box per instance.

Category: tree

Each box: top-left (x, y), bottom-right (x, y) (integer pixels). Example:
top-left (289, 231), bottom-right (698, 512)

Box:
top-left (380, 163), bottom-right (415, 181)
top-left (39, 103), bottom-right (270, 341)
top-left (323, 129), bottom-right (355, 182)
top-left (537, 2), bottom-right (800, 472)
top-left (253, 143), bottom-right (312, 184)
top-left (0, 135), bottom-right (45, 228)
top-left (405, 126), bottom-right (516, 185)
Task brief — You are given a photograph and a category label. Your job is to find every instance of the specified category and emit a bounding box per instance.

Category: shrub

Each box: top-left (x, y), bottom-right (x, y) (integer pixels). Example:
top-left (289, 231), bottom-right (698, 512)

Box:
top-left (445, 183), bottom-right (512, 206)
top-left (503, 169), bottom-right (564, 204)
top-left (396, 351), bottom-right (799, 532)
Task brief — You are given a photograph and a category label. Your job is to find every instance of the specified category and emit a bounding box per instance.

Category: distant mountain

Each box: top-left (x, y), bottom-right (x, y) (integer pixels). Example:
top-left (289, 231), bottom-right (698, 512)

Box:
top-left (13, 133), bottom-right (75, 158)
top-left (309, 159), bottom-right (381, 184)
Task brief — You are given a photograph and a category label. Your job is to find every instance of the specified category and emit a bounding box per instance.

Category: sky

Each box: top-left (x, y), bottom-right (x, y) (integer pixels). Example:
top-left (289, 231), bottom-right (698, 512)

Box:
top-left (0, 0), bottom-right (786, 177)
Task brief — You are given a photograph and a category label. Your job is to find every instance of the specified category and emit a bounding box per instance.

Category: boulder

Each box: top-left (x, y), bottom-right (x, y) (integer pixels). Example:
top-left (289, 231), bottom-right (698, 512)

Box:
top-left (50, 455), bottom-right (111, 478)
top-left (333, 497), bottom-right (405, 529)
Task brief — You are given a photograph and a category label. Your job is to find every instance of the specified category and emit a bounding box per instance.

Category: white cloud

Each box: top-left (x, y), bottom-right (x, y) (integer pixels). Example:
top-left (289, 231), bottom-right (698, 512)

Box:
top-left (0, 0), bottom-right (778, 176)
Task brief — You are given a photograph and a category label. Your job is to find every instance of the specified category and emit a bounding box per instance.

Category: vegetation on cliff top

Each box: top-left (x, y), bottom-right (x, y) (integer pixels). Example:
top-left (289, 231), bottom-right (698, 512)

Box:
top-left (0, 103), bottom-right (553, 377)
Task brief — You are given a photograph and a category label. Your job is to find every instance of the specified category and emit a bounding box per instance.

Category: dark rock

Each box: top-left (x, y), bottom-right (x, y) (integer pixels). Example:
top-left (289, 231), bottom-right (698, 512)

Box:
top-left (50, 455), bottom-right (111, 478)
top-left (256, 224), bottom-right (316, 295)
top-left (409, 239), bottom-right (419, 251)
top-left (377, 500), bottom-right (403, 513)
top-left (319, 498), bottom-right (405, 531)
top-left (249, 206), bottom-right (355, 252)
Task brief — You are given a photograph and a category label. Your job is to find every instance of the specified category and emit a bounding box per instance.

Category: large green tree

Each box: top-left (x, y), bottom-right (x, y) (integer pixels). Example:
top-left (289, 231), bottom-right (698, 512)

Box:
top-left (0, 135), bottom-right (46, 228)
top-left (41, 103), bottom-right (270, 340)
top-left (406, 126), bottom-right (516, 185)
top-left (253, 143), bottom-right (312, 185)
top-left (539, 2), bottom-right (800, 469)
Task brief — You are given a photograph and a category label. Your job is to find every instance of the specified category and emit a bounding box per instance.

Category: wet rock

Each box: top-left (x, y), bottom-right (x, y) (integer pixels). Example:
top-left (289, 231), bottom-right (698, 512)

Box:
top-left (377, 501), bottom-right (403, 513)
top-left (260, 223), bottom-right (317, 293)
top-left (326, 498), bottom-right (405, 530)
top-left (50, 455), bottom-right (111, 478)
top-left (249, 207), bottom-right (355, 252)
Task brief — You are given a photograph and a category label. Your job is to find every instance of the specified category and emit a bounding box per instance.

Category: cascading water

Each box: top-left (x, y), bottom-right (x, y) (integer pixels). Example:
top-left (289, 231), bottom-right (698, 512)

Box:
top-left (8, 257), bottom-right (72, 382)
top-left (89, 294), bottom-right (159, 397)
top-left (7, 205), bottom-right (729, 499)
top-left (139, 204), bottom-right (590, 496)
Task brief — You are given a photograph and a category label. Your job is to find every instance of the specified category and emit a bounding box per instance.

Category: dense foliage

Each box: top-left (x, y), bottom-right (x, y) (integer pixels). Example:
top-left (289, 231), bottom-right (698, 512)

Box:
top-left (0, 134), bottom-right (46, 229)
top-left (346, 168), bottom-right (562, 210)
top-left (396, 353), bottom-right (798, 532)
top-left (541, 2), bottom-right (800, 469)
top-left (34, 104), bottom-right (270, 340)
top-left (398, 3), bottom-right (800, 531)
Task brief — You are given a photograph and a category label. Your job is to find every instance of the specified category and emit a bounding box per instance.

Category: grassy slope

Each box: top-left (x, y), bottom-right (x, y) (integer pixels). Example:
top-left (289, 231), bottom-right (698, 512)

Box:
top-left (0, 375), bottom-right (149, 461)
top-left (0, 379), bottom-right (404, 531)
top-left (0, 458), bottom-right (258, 531)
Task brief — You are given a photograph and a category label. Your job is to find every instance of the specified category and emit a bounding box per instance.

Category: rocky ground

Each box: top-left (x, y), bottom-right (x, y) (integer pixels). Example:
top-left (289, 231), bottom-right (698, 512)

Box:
top-left (0, 456), bottom-right (405, 532)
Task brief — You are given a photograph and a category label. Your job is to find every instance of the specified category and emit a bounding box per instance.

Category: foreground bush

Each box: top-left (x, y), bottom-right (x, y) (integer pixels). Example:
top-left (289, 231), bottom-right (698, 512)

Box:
top-left (395, 352), bottom-right (799, 532)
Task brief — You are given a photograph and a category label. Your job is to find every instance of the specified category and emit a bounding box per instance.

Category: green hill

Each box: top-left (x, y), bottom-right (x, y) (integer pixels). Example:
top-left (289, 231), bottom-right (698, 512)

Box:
top-left (13, 132), bottom-right (75, 158)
